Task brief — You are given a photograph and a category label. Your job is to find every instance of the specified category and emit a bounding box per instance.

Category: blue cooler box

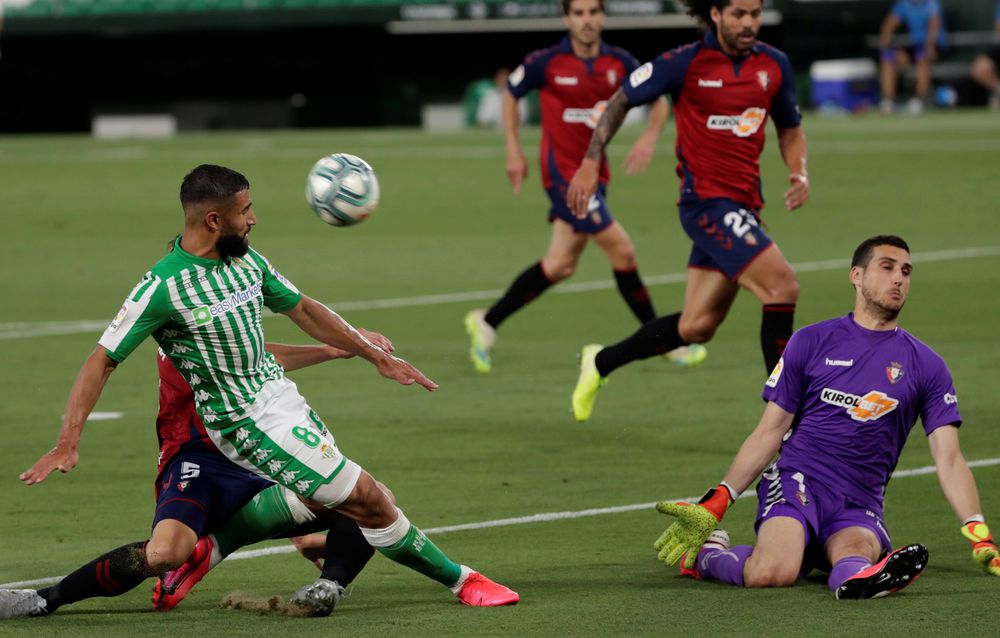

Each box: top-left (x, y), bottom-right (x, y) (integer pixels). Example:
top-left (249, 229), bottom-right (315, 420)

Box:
top-left (810, 59), bottom-right (879, 111)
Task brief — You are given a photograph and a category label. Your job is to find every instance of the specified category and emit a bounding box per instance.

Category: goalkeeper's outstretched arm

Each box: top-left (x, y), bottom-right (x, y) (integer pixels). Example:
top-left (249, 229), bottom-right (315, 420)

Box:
top-left (719, 402), bottom-right (797, 495)
top-left (928, 425), bottom-right (1000, 576)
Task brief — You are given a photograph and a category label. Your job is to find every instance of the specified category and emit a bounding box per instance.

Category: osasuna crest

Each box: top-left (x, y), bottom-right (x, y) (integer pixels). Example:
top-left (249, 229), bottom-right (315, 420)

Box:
top-left (886, 361), bottom-right (904, 384)
top-left (757, 70), bottom-right (770, 91)
top-left (607, 69), bottom-right (617, 88)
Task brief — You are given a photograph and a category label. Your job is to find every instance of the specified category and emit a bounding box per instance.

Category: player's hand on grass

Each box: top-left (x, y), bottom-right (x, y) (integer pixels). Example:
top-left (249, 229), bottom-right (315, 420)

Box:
top-left (653, 502), bottom-right (721, 568)
top-left (654, 485), bottom-right (735, 568)
top-left (20, 445), bottom-right (79, 485)
top-left (375, 353), bottom-right (438, 392)
top-left (290, 534), bottom-right (327, 570)
top-left (961, 521), bottom-right (1000, 576)
top-left (622, 138), bottom-right (655, 175)
top-left (784, 172), bottom-right (809, 211)
top-left (567, 159), bottom-right (599, 219)
top-left (506, 151), bottom-right (528, 195)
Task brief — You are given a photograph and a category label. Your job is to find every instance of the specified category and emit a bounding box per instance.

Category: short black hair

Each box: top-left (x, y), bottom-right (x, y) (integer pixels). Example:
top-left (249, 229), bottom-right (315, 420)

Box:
top-left (561, 0), bottom-right (604, 15)
top-left (679, 0), bottom-right (733, 26)
top-left (180, 164), bottom-right (249, 208)
top-left (851, 235), bottom-right (910, 269)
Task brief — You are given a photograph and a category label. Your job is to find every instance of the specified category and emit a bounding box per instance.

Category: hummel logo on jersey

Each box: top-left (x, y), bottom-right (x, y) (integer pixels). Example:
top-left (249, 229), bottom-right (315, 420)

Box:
top-left (826, 358), bottom-right (854, 367)
top-left (707, 107), bottom-right (767, 138)
top-left (554, 75), bottom-right (578, 85)
top-left (821, 388), bottom-right (899, 423)
top-left (698, 78), bottom-right (723, 88)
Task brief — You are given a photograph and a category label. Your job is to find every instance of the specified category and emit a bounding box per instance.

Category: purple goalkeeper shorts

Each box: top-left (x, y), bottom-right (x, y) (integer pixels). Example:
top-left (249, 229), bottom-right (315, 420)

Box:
top-left (754, 463), bottom-right (892, 570)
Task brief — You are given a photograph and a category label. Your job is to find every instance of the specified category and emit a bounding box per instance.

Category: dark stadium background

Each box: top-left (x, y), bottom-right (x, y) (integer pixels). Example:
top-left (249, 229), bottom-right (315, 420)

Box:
top-left (1, 0), bottom-right (997, 132)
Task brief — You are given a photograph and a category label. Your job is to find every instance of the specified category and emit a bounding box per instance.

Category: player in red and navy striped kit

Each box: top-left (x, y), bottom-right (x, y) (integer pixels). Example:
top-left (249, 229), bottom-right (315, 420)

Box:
top-left (569, 0), bottom-right (809, 421)
top-left (464, 0), bottom-right (706, 375)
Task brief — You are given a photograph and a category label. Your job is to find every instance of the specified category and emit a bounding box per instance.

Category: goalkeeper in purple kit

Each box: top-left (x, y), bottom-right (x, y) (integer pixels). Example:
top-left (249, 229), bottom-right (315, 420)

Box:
top-left (653, 235), bottom-right (999, 599)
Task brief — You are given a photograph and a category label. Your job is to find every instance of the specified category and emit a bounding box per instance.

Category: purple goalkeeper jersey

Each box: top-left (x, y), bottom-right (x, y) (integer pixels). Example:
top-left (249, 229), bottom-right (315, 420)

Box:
top-left (762, 314), bottom-right (961, 510)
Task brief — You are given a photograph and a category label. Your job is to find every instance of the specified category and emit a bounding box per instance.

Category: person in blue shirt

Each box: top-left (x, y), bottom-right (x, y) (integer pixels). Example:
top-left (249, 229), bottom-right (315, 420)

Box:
top-left (970, 2), bottom-right (1000, 109)
top-left (878, 0), bottom-right (947, 114)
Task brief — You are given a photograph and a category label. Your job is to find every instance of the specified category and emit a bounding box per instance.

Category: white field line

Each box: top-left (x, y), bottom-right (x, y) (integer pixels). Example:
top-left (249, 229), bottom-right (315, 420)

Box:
top-left (3, 245), bottom-right (999, 341)
top-left (3, 456), bottom-right (999, 589)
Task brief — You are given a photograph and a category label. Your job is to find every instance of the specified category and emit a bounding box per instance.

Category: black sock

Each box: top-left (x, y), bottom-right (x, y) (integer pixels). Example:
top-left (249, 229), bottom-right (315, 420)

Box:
top-left (484, 262), bottom-right (553, 329)
top-left (595, 312), bottom-right (686, 377)
top-left (613, 268), bottom-right (656, 324)
top-left (37, 541), bottom-right (156, 613)
top-left (761, 303), bottom-right (795, 374)
top-left (319, 514), bottom-right (375, 586)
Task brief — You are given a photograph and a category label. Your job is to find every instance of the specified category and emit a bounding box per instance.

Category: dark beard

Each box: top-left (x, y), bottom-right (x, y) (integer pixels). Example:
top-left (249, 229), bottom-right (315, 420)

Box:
top-left (216, 231), bottom-right (249, 261)
top-left (721, 28), bottom-right (755, 55)
top-left (862, 296), bottom-right (903, 323)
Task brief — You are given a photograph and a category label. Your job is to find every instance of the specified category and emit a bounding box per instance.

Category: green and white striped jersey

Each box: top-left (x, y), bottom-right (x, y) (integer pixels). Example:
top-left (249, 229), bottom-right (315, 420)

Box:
top-left (99, 238), bottom-right (302, 431)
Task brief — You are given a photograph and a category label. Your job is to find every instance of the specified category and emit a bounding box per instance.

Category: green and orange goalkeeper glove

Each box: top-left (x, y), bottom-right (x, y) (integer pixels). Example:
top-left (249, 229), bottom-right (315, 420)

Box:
top-left (961, 521), bottom-right (1000, 576)
top-left (654, 484), bottom-right (735, 569)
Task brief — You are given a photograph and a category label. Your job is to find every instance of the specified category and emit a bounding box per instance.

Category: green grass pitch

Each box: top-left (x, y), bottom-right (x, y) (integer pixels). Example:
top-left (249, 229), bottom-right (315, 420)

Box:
top-left (0, 110), bottom-right (998, 637)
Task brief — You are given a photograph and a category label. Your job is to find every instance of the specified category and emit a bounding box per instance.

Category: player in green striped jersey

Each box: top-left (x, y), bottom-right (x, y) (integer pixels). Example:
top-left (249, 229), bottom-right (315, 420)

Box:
top-left (18, 164), bottom-right (518, 610)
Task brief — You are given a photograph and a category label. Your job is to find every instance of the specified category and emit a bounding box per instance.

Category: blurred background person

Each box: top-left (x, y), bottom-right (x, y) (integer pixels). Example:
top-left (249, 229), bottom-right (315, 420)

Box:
top-left (970, 2), bottom-right (1000, 109)
top-left (878, 0), bottom-right (948, 114)
top-left (464, 68), bottom-right (529, 128)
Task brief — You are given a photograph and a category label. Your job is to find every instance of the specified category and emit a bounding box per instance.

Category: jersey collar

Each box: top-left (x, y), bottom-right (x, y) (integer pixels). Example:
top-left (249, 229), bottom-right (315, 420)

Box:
top-left (172, 235), bottom-right (224, 268)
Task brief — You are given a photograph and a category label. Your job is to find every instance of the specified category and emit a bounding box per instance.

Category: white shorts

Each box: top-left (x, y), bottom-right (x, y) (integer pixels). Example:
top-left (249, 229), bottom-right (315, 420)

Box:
top-left (207, 376), bottom-right (361, 507)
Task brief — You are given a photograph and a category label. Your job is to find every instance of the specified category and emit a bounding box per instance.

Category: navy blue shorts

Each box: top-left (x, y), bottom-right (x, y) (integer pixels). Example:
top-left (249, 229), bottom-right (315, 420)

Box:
top-left (153, 448), bottom-right (273, 537)
top-left (680, 197), bottom-right (773, 280)
top-left (545, 181), bottom-right (613, 234)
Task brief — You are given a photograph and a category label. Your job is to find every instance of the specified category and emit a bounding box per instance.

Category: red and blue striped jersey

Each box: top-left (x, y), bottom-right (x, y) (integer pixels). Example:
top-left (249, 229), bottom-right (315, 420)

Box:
top-left (508, 36), bottom-right (640, 189)
top-left (624, 29), bottom-right (801, 211)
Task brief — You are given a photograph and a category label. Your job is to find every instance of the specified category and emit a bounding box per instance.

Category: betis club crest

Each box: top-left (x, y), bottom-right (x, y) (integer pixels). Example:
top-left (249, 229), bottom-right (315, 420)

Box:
top-left (886, 361), bottom-right (904, 384)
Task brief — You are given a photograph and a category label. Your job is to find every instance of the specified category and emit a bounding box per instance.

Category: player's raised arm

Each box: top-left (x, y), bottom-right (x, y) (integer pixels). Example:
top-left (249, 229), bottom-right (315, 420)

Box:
top-left (622, 96), bottom-right (669, 175)
top-left (283, 296), bottom-right (437, 391)
top-left (502, 89), bottom-right (528, 194)
top-left (567, 87), bottom-right (632, 218)
top-left (778, 126), bottom-right (809, 211)
top-left (20, 347), bottom-right (118, 485)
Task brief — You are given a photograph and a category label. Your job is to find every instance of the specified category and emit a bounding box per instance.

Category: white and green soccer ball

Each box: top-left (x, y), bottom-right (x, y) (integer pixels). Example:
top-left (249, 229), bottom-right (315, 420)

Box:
top-left (305, 153), bottom-right (380, 227)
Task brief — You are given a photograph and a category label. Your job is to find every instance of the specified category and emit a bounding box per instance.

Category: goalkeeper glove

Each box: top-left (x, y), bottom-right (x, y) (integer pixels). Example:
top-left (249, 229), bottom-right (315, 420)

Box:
top-left (960, 521), bottom-right (1000, 576)
top-left (654, 484), bottom-right (735, 569)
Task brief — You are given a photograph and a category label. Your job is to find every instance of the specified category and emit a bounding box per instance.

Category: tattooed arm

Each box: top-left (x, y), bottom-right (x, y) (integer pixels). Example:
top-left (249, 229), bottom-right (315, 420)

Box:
top-left (567, 88), bottom-right (632, 218)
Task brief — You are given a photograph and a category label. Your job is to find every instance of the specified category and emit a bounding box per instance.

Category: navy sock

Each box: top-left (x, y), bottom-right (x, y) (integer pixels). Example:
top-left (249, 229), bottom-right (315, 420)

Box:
top-left (38, 541), bottom-right (156, 613)
top-left (595, 313), bottom-right (686, 377)
top-left (484, 262), bottom-right (553, 329)
top-left (613, 268), bottom-right (656, 324)
top-left (761, 303), bottom-right (795, 374)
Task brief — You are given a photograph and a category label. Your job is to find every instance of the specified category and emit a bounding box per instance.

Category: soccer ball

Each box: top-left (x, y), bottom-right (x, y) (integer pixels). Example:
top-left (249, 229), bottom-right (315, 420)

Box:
top-left (305, 153), bottom-right (380, 227)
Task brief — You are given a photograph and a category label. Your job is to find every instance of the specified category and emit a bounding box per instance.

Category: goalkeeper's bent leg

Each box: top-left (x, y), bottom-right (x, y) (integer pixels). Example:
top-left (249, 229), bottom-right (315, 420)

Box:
top-left (827, 556), bottom-right (871, 592)
top-left (698, 545), bottom-right (752, 586)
